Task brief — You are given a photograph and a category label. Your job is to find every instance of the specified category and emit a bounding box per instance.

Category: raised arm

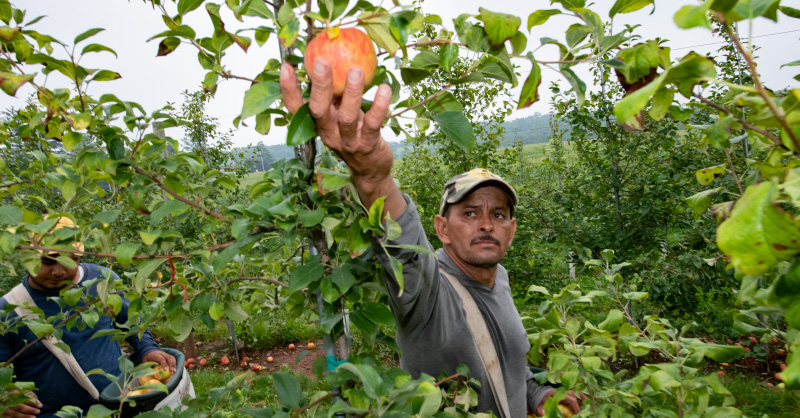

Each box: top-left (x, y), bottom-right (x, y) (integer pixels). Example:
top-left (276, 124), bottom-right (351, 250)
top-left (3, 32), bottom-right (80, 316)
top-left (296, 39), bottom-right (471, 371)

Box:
top-left (280, 59), bottom-right (406, 220)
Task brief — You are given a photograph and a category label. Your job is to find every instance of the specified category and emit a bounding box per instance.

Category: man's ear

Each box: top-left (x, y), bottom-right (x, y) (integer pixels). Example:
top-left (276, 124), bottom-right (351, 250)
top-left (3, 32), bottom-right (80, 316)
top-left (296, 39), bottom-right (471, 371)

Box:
top-left (507, 218), bottom-right (517, 247)
top-left (434, 215), bottom-right (451, 245)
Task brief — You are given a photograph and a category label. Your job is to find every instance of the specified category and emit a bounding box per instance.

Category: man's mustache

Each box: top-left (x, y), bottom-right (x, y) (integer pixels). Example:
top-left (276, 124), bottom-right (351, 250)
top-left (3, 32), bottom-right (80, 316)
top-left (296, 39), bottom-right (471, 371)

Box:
top-left (471, 235), bottom-right (500, 246)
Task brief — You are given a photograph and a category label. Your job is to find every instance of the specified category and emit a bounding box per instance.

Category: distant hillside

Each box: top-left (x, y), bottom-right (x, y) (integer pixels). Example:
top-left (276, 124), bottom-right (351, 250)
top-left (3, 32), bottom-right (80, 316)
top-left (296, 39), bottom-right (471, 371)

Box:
top-left (236, 113), bottom-right (563, 166)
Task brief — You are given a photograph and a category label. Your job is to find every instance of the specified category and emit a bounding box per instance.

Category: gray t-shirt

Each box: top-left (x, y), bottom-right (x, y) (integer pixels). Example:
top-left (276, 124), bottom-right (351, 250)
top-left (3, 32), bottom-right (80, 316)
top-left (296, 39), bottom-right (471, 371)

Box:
top-left (378, 195), bottom-right (553, 417)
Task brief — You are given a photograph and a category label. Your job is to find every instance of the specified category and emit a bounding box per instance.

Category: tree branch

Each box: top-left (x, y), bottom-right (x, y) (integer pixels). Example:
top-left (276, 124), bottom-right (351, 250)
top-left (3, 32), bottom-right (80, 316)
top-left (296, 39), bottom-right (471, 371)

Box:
top-left (721, 18), bottom-right (800, 152)
top-left (692, 93), bottom-right (788, 151)
top-left (132, 166), bottom-right (226, 220)
top-left (725, 149), bottom-right (744, 195)
top-left (391, 85), bottom-right (453, 118)
top-left (0, 179), bottom-right (34, 189)
top-left (291, 393), bottom-right (332, 418)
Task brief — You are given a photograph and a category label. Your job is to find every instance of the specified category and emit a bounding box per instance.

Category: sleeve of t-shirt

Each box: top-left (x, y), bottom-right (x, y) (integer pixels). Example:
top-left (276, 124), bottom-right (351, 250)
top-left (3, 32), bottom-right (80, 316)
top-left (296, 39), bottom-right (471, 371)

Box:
top-left (526, 367), bottom-right (555, 414)
top-left (0, 300), bottom-right (12, 363)
top-left (375, 194), bottom-right (440, 331)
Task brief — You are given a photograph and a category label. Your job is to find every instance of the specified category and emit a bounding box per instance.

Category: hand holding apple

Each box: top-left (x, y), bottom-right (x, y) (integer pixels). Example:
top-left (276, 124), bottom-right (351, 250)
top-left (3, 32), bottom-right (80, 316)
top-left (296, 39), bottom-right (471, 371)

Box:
top-left (304, 27), bottom-right (377, 98)
top-left (142, 350), bottom-right (177, 373)
top-left (280, 58), bottom-right (402, 216)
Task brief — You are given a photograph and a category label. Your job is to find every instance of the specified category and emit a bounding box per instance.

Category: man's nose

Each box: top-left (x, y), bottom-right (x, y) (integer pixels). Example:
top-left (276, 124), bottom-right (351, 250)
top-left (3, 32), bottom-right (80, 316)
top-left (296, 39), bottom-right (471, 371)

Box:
top-left (478, 213), bottom-right (494, 233)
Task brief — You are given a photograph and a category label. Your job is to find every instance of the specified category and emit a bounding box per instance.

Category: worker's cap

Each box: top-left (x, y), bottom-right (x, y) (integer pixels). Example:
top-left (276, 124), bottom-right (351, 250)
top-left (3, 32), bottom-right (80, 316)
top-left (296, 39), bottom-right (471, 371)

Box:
top-left (36, 216), bottom-right (84, 256)
top-left (439, 168), bottom-right (518, 217)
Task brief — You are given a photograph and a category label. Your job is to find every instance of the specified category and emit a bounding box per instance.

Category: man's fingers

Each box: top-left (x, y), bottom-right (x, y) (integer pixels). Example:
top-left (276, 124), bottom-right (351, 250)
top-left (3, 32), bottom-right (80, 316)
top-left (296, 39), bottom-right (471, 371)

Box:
top-left (362, 84), bottom-right (391, 140)
top-left (280, 63), bottom-right (304, 114)
top-left (338, 66), bottom-right (365, 142)
top-left (563, 394), bottom-right (581, 413)
top-left (166, 353), bottom-right (177, 372)
top-left (308, 58), bottom-right (334, 122)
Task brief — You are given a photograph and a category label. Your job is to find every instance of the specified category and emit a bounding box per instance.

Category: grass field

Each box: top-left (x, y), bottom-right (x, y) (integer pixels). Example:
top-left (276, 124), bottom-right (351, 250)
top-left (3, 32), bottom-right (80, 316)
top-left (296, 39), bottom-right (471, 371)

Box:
top-left (241, 171), bottom-right (267, 188)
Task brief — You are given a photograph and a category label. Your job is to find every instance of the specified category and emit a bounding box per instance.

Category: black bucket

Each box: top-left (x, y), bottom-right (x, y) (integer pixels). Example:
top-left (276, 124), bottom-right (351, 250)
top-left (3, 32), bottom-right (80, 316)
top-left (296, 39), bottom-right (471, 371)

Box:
top-left (99, 348), bottom-right (186, 417)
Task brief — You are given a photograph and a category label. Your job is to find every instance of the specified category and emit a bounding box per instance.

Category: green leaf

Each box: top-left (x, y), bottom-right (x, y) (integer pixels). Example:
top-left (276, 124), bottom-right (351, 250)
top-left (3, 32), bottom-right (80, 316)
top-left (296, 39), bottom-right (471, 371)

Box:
top-left (388, 255), bottom-right (404, 297)
top-left (278, 18), bottom-right (300, 48)
top-left (559, 67), bottom-right (587, 108)
top-left (300, 209), bottom-right (324, 227)
top-left (780, 5), bottom-right (800, 19)
top-left (609, 0), bottom-right (654, 18)
top-left (286, 103), bottom-right (317, 146)
top-left (62, 131), bottom-right (82, 151)
top-left (400, 67), bottom-right (433, 86)
top-left (686, 187), bottom-right (723, 215)
top-left (319, 168), bottom-right (350, 191)
top-left (74, 28), bottom-right (104, 44)
top-left (24, 320), bottom-right (53, 338)
top-left (425, 92), bottom-right (462, 115)
top-left (718, 182), bottom-right (800, 276)
top-left (527, 9), bottom-right (561, 30)
top-left (273, 372), bottom-right (303, 408)
top-left (649, 87), bottom-right (674, 120)
top-left (223, 302), bottom-right (249, 322)
top-left (476, 7), bottom-right (520, 47)
top-left (212, 234), bottom-right (261, 273)
top-left (93, 210), bottom-right (120, 225)
top-left (689, 342), bottom-right (745, 363)
top-left (0, 205), bottom-right (22, 225)
top-left (115, 243), bottom-right (140, 267)
top-left (361, 302), bottom-right (395, 326)
top-left (518, 58), bottom-right (541, 109)
top-left (90, 70), bottom-right (121, 82)
top-left (614, 72), bottom-right (666, 123)
top-left (241, 81), bottom-right (281, 120)
top-left (81, 43), bottom-right (117, 58)
top-left (134, 259), bottom-right (167, 293)
top-left (150, 200), bottom-right (188, 226)
top-left (695, 164), bottom-right (727, 186)
top-left (704, 407), bottom-right (743, 418)
top-left (0, 71), bottom-right (34, 96)
top-left (331, 266), bottom-right (356, 294)
top-left (177, 0), bottom-right (205, 15)
top-left (289, 256), bottom-right (324, 293)
top-left (433, 111), bottom-right (476, 153)
top-left (439, 43), bottom-right (458, 73)
top-left (730, 0), bottom-right (780, 22)
top-left (598, 309), bottom-right (624, 332)
top-left (336, 363), bottom-right (382, 400)
top-left (674, 0), bottom-right (713, 29)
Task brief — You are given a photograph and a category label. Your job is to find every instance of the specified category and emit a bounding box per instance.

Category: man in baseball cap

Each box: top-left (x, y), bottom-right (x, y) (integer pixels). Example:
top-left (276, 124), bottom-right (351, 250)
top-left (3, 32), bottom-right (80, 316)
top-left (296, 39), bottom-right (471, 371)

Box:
top-left (281, 61), bottom-right (581, 416)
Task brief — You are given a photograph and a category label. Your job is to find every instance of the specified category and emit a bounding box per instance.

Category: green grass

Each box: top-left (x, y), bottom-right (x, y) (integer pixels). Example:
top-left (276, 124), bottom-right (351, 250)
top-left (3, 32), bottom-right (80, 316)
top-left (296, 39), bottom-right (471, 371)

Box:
top-left (240, 171), bottom-right (266, 189)
top-left (714, 374), bottom-right (800, 417)
top-left (152, 310), bottom-right (324, 351)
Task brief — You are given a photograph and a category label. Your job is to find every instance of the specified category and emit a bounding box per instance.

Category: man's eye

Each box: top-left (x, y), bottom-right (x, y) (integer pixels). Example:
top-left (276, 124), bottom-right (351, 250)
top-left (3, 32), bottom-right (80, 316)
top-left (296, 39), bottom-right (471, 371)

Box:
top-left (464, 211), bottom-right (475, 217)
top-left (494, 213), bottom-right (505, 219)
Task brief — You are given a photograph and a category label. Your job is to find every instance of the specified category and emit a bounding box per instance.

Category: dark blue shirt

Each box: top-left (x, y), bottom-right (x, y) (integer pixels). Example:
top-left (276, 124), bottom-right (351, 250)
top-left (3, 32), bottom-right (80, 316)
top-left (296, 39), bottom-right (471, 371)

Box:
top-left (0, 264), bottom-right (161, 417)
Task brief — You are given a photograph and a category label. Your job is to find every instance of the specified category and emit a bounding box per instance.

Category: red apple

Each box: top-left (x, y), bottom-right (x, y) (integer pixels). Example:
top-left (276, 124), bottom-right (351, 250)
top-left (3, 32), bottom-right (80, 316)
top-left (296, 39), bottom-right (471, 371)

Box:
top-left (304, 27), bottom-right (377, 97)
top-left (199, 358), bottom-right (207, 366)
top-left (771, 338), bottom-right (779, 345)
top-left (243, 356), bottom-right (251, 363)
top-left (288, 344), bottom-right (295, 350)
top-left (780, 364), bottom-right (787, 371)
top-left (776, 372), bottom-right (783, 381)
top-left (727, 339), bottom-right (732, 345)
top-left (717, 371), bottom-right (725, 377)
top-left (750, 336), bottom-right (757, 344)
top-left (267, 356), bottom-right (274, 363)
top-left (187, 363), bottom-right (195, 370)
top-left (220, 356), bottom-right (230, 366)
top-left (240, 361), bottom-right (248, 368)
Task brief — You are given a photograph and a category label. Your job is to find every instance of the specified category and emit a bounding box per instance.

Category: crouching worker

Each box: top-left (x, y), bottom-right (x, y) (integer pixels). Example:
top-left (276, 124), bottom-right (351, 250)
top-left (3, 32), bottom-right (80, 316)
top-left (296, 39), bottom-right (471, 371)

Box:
top-left (0, 217), bottom-right (175, 418)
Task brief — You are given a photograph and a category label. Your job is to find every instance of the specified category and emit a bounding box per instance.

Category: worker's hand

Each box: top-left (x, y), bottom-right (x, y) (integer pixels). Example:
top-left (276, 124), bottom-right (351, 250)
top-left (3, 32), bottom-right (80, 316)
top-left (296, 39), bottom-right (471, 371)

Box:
top-left (280, 59), bottom-right (393, 191)
top-left (2, 391), bottom-right (41, 418)
top-left (142, 350), bottom-right (177, 373)
top-left (534, 389), bottom-right (583, 416)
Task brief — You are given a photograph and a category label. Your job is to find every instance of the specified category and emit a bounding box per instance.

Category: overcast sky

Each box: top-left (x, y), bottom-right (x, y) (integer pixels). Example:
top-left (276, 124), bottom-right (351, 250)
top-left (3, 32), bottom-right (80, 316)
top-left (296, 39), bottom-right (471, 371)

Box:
top-left (3, 0), bottom-right (799, 148)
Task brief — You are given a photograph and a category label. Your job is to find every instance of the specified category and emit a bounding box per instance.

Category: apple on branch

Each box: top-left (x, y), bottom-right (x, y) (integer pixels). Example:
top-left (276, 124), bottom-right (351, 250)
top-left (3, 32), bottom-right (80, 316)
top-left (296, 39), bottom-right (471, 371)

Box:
top-left (304, 27), bottom-right (377, 97)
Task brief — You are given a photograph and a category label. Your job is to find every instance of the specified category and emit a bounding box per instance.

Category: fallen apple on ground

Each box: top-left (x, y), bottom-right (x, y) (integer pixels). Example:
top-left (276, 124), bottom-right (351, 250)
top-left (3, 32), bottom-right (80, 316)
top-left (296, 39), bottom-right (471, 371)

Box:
top-left (199, 358), bottom-right (207, 366)
top-left (288, 344), bottom-right (295, 350)
top-left (267, 356), bottom-right (274, 363)
top-left (307, 342), bottom-right (315, 350)
top-left (220, 356), bottom-right (230, 365)
top-left (304, 27), bottom-right (377, 97)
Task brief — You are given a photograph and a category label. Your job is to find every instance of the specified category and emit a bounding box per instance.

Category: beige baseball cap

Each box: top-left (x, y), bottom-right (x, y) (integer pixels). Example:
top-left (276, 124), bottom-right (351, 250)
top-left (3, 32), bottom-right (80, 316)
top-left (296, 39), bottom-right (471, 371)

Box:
top-left (439, 168), bottom-right (518, 217)
top-left (36, 216), bottom-right (84, 256)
